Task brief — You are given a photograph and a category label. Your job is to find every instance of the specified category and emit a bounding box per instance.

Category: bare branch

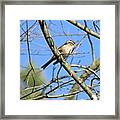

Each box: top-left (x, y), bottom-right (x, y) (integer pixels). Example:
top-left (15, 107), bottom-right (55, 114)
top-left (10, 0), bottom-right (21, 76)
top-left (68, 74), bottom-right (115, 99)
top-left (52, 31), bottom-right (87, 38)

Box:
top-left (66, 59), bottom-right (100, 100)
top-left (20, 20), bottom-right (37, 41)
top-left (38, 20), bottom-right (97, 100)
top-left (67, 20), bottom-right (100, 39)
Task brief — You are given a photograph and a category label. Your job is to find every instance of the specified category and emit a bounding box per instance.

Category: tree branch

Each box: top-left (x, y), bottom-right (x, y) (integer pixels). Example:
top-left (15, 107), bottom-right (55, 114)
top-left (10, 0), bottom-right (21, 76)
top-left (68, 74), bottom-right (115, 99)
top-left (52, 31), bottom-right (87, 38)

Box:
top-left (65, 59), bottom-right (100, 100)
top-left (38, 20), bottom-right (97, 100)
top-left (67, 20), bottom-right (100, 39)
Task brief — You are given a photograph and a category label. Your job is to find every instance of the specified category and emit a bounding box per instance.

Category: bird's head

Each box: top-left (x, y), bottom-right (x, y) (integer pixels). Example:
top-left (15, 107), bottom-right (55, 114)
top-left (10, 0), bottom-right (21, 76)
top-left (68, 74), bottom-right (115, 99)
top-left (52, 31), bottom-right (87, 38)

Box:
top-left (66, 40), bottom-right (75, 46)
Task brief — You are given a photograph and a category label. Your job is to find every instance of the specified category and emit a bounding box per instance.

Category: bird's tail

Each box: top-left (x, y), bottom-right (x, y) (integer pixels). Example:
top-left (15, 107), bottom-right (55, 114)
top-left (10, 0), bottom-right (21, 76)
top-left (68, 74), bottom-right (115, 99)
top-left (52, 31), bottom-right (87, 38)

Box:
top-left (41, 57), bottom-right (55, 70)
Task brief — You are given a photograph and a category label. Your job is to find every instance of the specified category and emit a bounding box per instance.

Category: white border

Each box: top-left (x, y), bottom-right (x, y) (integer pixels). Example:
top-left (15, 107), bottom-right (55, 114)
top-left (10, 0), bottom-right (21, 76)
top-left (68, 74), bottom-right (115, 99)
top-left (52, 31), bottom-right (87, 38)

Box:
top-left (5, 5), bottom-right (115, 115)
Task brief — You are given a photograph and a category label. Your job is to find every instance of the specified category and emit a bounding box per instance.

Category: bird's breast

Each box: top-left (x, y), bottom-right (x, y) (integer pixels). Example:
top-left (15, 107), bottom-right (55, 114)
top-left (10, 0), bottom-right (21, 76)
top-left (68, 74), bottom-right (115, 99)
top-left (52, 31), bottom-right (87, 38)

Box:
top-left (61, 44), bottom-right (73, 54)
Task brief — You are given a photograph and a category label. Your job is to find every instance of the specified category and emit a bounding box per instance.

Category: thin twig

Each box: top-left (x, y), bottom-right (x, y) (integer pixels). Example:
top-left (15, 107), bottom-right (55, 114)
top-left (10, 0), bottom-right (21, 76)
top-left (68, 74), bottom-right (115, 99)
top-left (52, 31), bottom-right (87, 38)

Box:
top-left (67, 20), bottom-right (100, 39)
top-left (20, 20), bottom-right (37, 41)
top-left (33, 80), bottom-right (74, 100)
top-left (46, 90), bottom-right (81, 99)
top-left (84, 20), bottom-right (95, 62)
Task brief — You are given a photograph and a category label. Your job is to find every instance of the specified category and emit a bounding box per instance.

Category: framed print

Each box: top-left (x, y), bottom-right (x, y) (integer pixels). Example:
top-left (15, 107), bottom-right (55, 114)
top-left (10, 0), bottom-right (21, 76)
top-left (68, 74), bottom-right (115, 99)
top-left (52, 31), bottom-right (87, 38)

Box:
top-left (0, 0), bottom-right (119, 119)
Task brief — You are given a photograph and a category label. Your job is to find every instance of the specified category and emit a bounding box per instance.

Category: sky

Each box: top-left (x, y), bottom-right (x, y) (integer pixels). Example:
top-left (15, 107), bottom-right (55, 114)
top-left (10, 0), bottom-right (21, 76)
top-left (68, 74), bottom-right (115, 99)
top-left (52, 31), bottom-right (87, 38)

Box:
top-left (20, 20), bottom-right (100, 100)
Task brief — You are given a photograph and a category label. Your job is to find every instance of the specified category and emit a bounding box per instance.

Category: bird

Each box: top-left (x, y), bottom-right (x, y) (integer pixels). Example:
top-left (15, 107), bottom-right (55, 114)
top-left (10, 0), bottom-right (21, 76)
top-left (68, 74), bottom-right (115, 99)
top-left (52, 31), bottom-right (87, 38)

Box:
top-left (41, 40), bottom-right (76, 70)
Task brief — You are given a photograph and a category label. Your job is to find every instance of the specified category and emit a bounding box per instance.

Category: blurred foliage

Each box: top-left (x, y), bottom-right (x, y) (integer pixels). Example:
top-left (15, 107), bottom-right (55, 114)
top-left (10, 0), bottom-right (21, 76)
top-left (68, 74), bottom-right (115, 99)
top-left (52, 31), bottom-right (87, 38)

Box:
top-left (20, 63), bottom-right (46, 100)
top-left (20, 63), bottom-right (46, 87)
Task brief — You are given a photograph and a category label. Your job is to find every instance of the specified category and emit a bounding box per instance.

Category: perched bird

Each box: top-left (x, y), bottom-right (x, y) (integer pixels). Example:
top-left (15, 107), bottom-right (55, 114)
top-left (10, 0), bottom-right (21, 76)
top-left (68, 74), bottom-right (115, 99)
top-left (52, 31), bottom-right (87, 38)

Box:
top-left (41, 40), bottom-right (76, 70)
